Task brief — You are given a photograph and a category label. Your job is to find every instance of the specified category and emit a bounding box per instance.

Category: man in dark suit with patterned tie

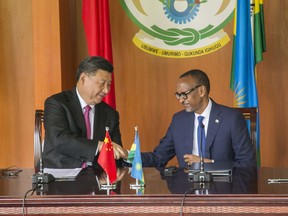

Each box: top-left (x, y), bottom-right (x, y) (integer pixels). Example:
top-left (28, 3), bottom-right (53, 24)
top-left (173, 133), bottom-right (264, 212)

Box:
top-left (42, 56), bottom-right (127, 168)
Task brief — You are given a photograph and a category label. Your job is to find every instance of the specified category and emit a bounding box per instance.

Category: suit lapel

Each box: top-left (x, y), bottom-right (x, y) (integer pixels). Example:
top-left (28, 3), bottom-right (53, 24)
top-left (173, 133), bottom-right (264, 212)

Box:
top-left (206, 102), bottom-right (222, 152)
top-left (93, 103), bottom-right (106, 141)
top-left (68, 88), bottom-right (86, 134)
top-left (188, 113), bottom-right (195, 153)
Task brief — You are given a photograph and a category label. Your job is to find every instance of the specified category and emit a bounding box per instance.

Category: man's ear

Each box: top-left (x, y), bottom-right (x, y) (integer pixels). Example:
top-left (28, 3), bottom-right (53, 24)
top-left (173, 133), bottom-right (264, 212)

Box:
top-left (199, 85), bottom-right (206, 96)
top-left (79, 72), bottom-right (86, 84)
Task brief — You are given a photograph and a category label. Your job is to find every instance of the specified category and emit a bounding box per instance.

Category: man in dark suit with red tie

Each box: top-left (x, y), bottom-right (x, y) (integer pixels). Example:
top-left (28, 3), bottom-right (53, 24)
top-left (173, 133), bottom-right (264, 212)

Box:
top-left (141, 69), bottom-right (256, 168)
top-left (42, 56), bottom-right (127, 168)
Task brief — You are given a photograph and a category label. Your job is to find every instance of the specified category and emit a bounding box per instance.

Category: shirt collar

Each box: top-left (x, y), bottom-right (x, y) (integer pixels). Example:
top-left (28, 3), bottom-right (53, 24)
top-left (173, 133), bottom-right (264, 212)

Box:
top-left (195, 98), bottom-right (212, 119)
top-left (76, 87), bottom-right (95, 110)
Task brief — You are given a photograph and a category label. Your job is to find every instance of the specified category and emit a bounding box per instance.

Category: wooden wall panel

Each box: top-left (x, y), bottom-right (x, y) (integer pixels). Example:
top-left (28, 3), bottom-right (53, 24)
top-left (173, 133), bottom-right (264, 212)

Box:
top-left (0, 0), bottom-right (77, 168)
top-left (59, 0), bottom-right (78, 90)
top-left (0, 0), bottom-right (34, 168)
top-left (75, 0), bottom-right (89, 64)
top-left (257, 0), bottom-right (288, 167)
top-left (32, 0), bottom-right (62, 110)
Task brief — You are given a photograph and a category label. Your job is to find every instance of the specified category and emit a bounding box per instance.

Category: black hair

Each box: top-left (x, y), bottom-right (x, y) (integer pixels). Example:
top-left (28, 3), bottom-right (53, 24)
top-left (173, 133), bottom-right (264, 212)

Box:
top-left (179, 69), bottom-right (210, 94)
top-left (76, 56), bottom-right (113, 81)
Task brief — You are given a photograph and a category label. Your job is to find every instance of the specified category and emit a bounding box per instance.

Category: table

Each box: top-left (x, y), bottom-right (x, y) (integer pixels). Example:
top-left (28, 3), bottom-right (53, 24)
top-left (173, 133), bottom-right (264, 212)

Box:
top-left (1, 167), bottom-right (288, 215)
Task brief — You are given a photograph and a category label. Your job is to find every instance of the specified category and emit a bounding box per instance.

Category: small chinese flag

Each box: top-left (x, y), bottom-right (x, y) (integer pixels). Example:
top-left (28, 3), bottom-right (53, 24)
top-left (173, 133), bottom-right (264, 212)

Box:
top-left (98, 128), bottom-right (117, 183)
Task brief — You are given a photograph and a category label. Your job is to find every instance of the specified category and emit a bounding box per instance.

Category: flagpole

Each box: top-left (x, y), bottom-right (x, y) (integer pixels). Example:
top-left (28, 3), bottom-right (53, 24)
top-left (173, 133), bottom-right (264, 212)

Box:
top-left (105, 127), bottom-right (111, 188)
top-left (106, 176), bottom-right (110, 195)
top-left (250, 0), bottom-right (255, 43)
top-left (134, 126), bottom-right (139, 186)
top-left (106, 174), bottom-right (110, 186)
top-left (99, 126), bottom-right (116, 192)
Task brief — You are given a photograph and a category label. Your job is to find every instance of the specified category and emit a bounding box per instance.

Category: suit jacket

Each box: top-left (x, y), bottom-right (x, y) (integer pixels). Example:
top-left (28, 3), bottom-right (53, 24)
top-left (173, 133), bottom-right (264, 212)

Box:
top-left (42, 88), bottom-right (122, 168)
top-left (141, 100), bottom-right (256, 168)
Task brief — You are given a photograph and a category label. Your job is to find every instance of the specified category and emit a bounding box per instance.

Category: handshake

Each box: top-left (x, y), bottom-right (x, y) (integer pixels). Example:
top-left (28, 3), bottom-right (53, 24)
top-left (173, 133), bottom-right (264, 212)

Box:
top-left (98, 141), bottom-right (128, 160)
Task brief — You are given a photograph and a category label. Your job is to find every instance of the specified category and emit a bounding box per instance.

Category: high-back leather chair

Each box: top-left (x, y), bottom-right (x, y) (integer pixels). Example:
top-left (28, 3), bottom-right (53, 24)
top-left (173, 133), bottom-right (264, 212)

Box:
top-left (234, 107), bottom-right (257, 151)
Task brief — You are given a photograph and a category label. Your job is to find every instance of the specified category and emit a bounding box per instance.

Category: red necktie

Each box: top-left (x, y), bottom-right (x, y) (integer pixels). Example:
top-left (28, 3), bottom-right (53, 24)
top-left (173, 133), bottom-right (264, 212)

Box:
top-left (82, 105), bottom-right (92, 168)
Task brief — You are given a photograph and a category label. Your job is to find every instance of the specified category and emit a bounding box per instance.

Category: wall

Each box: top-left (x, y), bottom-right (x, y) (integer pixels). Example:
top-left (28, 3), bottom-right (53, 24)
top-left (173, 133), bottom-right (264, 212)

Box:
top-left (0, 0), bottom-right (34, 168)
top-left (257, 0), bottom-right (288, 166)
top-left (0, 0), bottom-right (77, 168)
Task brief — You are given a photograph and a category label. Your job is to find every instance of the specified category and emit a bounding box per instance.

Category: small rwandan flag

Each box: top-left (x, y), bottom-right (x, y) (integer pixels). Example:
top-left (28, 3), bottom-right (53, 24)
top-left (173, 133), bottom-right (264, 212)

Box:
top-left (127, 143), bottom-right (136, 164)
top-left (230, 0), bottom-right (265, 167)
top-left (129, 127), bottom-right (145, 184)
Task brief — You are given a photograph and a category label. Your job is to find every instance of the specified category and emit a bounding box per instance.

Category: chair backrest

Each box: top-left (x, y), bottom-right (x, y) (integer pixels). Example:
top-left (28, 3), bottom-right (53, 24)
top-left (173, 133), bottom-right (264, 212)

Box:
top-left (34, 109), bottom-right (44, 172)
top-left (234, 107), bottom-right (257, 150)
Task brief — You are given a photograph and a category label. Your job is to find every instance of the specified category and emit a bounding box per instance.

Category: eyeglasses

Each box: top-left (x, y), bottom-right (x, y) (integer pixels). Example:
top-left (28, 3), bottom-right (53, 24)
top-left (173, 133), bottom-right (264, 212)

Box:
top-left (175, 85), bottom-right (201, 100)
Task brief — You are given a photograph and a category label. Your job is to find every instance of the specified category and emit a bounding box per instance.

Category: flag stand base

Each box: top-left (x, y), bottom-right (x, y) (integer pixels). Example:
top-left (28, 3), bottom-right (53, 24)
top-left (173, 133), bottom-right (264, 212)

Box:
top-left (100, 184), bottom-right (116, 190)
top-left (130, 183), bottom-right (145, 189)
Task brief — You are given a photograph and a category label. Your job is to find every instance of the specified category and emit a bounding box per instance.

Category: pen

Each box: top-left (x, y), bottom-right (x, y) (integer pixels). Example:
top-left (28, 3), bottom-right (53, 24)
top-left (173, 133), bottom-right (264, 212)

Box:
top-left (268, 178), bottom-right (288, 184)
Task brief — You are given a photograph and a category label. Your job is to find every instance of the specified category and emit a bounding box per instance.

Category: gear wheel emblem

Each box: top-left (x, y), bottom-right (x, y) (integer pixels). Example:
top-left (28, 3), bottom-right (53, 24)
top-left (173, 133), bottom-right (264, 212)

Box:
top-left (163, 0), bottom-right (201, 24)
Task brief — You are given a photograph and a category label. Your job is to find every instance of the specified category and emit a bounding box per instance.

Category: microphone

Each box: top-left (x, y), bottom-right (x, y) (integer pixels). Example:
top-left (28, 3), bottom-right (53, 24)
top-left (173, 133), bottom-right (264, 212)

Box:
top-left (32, 158), bottom-right (55, 184)
top-left (192, 181), bottom-right (211, 194)
top-left (32, 157), bottom-right (55, 194)
top-left (188, 122), bottom-right (213, 182)
top-left (31, 159), bottom-right (55, 194)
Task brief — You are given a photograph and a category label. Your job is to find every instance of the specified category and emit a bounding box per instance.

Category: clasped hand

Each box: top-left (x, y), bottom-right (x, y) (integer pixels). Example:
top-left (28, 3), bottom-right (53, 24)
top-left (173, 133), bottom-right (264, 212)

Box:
top-left (98, 141), bottom-right (128, 160)
top-left (183, 154), bottom-right (214, 166)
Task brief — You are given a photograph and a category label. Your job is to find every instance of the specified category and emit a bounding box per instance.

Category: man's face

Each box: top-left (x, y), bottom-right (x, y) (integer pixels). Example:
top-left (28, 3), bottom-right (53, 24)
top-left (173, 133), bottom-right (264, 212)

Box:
top-left (175, 76), bottom-right (205, 113)
top-left (78, 69), bottom-right (112, 105)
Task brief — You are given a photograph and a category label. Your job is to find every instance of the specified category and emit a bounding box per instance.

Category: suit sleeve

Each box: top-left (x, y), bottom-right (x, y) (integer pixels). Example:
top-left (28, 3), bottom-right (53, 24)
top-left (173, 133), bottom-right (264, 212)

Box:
top-left (141, 119), bottom-right (176, 167)
top-left (107, 110), bottom-right (122, 146)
